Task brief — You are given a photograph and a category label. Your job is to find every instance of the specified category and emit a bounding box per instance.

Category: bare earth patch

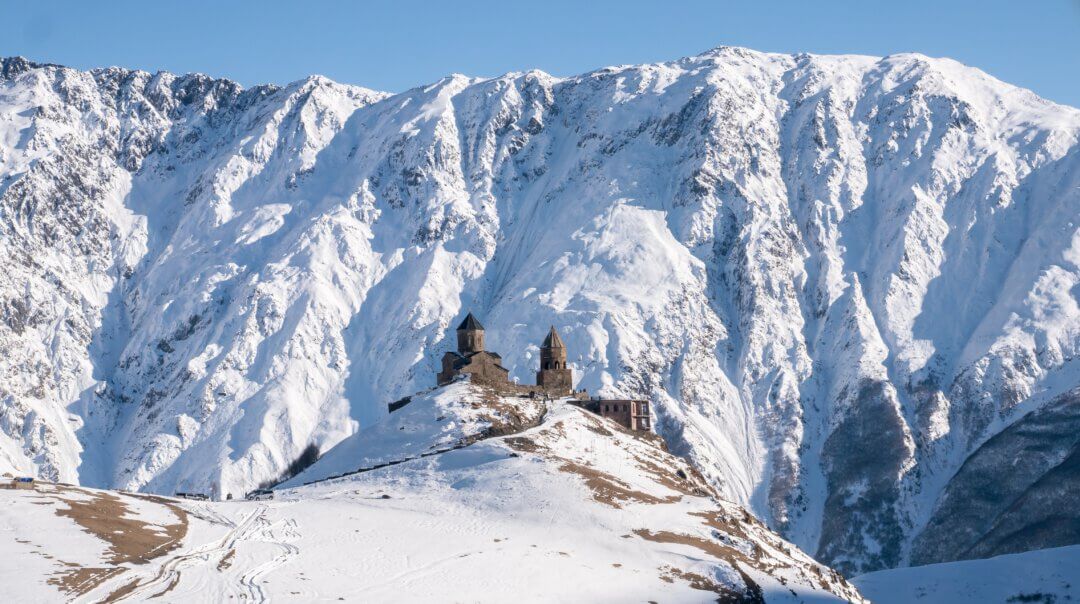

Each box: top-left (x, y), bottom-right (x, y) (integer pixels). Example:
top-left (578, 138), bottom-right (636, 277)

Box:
top-left (558, 461), bottom-right (681, 508)
top-left (217, 548), bottom-right (236, 571)
top-left (101, 577), bottom-right (143, 603)
top-left (659, 565), bottom-right (763, 604)
top-left (634, 454), bottom-right (713, 498)
top-left (474, 386), bottom-right (547, 438)
top-left (51, 567), bottom-right (127, 599)
top-left (504, 436), bottom-right (542, 453)
top-left (30, 485), bottom-right (189, 597)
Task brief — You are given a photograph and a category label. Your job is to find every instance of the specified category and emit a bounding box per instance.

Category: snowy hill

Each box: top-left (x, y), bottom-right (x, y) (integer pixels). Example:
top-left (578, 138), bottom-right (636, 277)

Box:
top-left (0, 382), bottom-right (865, 602)
top-left (1, 47), bottom-right (1079, 575)
top-left (854, 545), bottom-right (1080, 604)
top-left (280, 381), bottom-right (548, 486)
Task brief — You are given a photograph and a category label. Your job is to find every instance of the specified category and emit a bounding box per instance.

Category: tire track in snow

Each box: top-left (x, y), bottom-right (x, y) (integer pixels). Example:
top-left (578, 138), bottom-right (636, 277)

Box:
top-left (97, 505), bottom-right (265, 602)
top-left (187, 501), bottom-right (238, 528)
top-left (238, 516), bottom-right (301, 602)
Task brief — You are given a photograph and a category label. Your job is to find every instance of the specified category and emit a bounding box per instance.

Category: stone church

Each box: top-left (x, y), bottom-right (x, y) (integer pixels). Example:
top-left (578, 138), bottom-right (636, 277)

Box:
top-left (433, 312), bottom-right (651, 431)
top-left (436, 313), bottom-right (511, 387)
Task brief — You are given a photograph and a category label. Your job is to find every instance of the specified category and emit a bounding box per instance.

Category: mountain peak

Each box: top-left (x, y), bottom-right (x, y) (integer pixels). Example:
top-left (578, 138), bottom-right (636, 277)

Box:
top-left (0, 55), bottom-right (61, 81)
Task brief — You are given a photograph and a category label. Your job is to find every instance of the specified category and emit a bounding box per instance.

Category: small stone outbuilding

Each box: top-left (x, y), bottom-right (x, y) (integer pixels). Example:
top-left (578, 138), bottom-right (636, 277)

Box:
top-left (573, 399), bottom-right (651, 432)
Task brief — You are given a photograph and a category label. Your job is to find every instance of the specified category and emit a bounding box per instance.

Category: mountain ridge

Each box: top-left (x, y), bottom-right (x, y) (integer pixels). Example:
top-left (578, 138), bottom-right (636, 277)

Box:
top-left (1, 46), bottom-right (1078, 575)
top-left (8, 44), bottom-right (1076, 112)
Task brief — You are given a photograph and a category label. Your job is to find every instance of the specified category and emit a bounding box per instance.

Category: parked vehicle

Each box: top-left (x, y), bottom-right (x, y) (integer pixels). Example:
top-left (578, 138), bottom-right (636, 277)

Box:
top-left (175, 492), bottom-right (210, 501)
top-left (246, 489), bottom-right (274, 501)
top-left (9, 477), bottom-right (35, 490)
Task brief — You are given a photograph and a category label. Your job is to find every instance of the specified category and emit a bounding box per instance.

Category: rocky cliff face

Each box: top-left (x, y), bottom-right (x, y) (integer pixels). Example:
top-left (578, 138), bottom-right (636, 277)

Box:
top-left (0, 47), bottom-right (1078, 574)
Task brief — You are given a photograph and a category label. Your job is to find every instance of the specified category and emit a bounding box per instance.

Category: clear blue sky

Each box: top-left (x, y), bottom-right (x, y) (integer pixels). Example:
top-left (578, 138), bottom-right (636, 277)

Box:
top-left (3, 0), bottom-right (1079, 108)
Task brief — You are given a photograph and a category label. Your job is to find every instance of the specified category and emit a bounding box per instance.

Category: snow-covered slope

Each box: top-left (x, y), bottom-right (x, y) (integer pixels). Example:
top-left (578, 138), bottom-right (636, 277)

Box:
top-left (854, 545), bottom-right (1080, 604)
top-left (1, 382), bottom-right (866, 602)
top-left (281, 381), bottom-right (547, 486)
top-left (1, 47), bottom-right (1079, 574)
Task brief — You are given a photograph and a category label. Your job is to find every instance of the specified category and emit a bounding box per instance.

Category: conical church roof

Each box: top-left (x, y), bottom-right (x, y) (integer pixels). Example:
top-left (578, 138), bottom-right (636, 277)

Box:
top-left (457, 312), bottom-right (484, 331)
top-left (542, 326), bottom-right (565, 349)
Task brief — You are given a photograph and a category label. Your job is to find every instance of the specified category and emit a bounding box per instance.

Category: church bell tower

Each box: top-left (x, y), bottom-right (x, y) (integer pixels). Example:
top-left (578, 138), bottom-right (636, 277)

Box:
top-left (456, 313), bottom-right (485, 354)
top-left (537, 326), bottom-right (572, 394)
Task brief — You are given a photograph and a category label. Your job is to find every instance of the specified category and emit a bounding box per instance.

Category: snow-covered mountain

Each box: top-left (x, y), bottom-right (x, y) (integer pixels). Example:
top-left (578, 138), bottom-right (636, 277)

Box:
top-left (1, 47), bottom-right (1078, 575)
